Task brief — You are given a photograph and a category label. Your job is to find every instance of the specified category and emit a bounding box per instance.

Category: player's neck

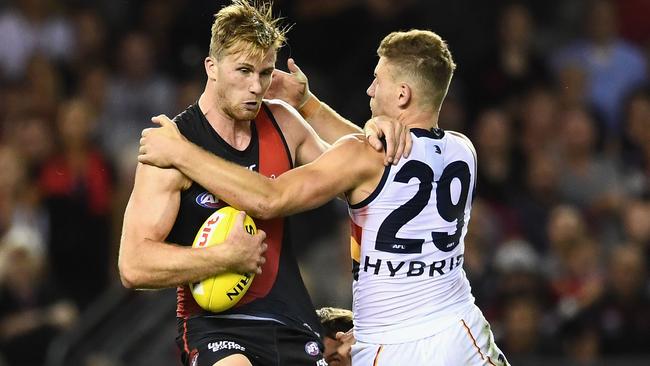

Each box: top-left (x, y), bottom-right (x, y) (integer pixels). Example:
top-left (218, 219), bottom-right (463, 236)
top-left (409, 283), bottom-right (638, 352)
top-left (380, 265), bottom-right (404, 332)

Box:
top-left (198, 92), bottom-right (252, 150)
top-left (398, 108), bottom-right (439, 131)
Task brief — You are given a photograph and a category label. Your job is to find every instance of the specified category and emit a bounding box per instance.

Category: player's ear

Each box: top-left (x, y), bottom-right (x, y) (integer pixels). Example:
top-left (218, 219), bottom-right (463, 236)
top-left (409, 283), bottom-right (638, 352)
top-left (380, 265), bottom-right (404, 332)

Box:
top-left (205, 56), bottom-right (217, 81)
top-left (397, 83), bottom-right (411, 108)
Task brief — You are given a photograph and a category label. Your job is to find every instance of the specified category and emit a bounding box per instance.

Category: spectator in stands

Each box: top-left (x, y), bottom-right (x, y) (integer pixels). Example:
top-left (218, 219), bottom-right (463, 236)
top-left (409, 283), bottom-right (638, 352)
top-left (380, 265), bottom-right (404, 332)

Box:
top-left (515, 152), bottom-right (561, 252)
top-left (490, 239), bottom-right (551, 323)
top-left (620, 85), bottom-right (650, 197)
top-left (0, 0), bottom-right (75, 80)
top-left (497, 295), bottom-right (556, 363)
top-left (475, 2), bottom-right (549, 111)
top-left (552, 0), bottom-right (647, 135)
top-left (622, 199), bottom-right (650, 270)
top-left (474, 108), bottom-right (519, 203)
top-left (98, 31), bottom-right (175, 179)
top-left (545, 206), bottom-right (604, 320)
top-left (517, 86), bottom-right (560, 159)
top-left (579, 245), bottom-right (650, 355)
top-left (0, 238), bottom-right (78, 366)
top-left (4, 113), bottom-right (54, 171)
top-left (39, 99), bottom-right (113, 309)
top-left (555, 107), bottom-right (623, 244)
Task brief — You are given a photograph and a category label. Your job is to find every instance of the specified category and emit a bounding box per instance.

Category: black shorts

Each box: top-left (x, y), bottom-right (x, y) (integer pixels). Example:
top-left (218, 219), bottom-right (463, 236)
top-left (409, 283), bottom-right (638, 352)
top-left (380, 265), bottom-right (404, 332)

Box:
top-left (176, 317), bottom-right (326, 366)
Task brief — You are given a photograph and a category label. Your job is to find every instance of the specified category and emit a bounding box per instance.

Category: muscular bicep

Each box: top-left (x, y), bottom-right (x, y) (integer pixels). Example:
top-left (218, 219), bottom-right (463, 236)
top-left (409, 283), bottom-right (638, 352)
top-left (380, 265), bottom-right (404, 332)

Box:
top-left (295, 121), bottom-right (330, 166)
top-left (125, 165), bottom-right (184, 237)
top-left (266, 99), bottom-right (329, 166)
top-left (120, 164), bottom-right (188, 266)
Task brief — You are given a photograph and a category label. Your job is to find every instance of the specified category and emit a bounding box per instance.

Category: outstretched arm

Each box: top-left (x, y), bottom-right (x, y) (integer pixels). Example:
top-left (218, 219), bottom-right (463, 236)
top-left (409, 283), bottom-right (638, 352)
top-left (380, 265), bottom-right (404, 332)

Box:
top-left (138, 117), bottom-right (381, 220)
top-left (118, 164), bottom-right (267, 289)
top-left (266, 58), bottom-right (411, 165)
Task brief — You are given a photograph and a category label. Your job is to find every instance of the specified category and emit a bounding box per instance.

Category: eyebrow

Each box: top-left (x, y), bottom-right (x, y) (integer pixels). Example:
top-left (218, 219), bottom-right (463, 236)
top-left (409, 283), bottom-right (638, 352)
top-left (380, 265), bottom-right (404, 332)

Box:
top-left (237, 63), bottom-right (274, 74)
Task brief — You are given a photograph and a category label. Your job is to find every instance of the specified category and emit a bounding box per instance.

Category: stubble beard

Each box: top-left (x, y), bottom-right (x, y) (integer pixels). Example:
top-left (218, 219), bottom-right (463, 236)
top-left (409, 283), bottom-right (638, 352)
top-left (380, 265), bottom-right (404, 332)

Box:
top-left (224, 104), bottom-right (260, 122)
top-left (217, 90), bottom-right (260, 122)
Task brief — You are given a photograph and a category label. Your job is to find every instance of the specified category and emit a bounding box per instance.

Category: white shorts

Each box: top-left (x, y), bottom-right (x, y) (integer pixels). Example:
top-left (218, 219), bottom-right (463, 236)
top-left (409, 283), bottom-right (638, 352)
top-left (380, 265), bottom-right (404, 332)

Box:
top-left (351, 305), bottom-right (509, 366)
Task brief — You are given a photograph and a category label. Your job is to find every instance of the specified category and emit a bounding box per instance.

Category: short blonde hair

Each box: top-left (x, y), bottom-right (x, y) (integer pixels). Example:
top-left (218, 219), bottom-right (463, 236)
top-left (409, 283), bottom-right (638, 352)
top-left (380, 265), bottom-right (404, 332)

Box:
top-left (209, 0), bottom-right (287, 60)
top-left (378, 30), bottom-right (456, 111)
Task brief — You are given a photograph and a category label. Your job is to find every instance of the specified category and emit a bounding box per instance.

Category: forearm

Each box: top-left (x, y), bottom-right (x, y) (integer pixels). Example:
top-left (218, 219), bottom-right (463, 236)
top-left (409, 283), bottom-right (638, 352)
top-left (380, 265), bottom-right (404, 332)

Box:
top-left (174, 135), bottom-right (371, 220)
top-left (300, 94), bottom-right (362, 144)
top-left (173, 141), bottom-right (282, 219)
top-left (119, 237), bottom-right (230, 289)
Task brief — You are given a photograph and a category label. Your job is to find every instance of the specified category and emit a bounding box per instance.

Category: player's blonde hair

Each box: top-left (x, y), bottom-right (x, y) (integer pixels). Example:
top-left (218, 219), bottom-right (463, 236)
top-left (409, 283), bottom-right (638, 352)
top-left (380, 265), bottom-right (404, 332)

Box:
top-left (209, 0), bottom-right (287, 61)
top-left (378, 29), bottom-right (456, 112)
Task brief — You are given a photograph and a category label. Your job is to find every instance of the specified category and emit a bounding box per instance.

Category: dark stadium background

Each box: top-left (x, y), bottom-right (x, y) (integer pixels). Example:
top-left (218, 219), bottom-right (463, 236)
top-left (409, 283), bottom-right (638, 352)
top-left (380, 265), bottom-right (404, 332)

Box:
top-left (0, 0), bottom-right (648, 365)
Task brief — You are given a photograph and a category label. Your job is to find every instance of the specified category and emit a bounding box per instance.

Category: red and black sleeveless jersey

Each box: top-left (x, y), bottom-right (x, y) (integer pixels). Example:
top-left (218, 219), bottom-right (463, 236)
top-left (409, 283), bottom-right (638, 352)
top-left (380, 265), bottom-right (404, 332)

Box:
top-left (166, 102), bottom-right (321, 333)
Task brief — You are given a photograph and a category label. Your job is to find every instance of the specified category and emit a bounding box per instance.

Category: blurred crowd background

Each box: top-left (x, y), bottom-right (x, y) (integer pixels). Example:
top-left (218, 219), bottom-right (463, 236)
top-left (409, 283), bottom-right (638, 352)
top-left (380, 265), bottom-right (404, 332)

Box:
top-left (0, 0), bottom-right (648, 365)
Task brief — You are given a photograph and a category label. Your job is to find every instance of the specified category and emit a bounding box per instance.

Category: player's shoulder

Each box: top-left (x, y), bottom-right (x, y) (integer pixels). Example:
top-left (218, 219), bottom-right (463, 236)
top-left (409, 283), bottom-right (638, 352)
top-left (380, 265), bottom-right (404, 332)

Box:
top-left (445, 130), bottom-right (476, 155)
top-left (263, 98), bottom-right (300, 119)
top-left (262, 99), bottom-right (317, 148)
top-left (445, 130), bottom-right (472, 145)
top-left (263, 99), bottom-right (307, 130)
top-left (331, 133), bottom-right (383, 163)
top-left (329, 133), bottom-right (363, 150)
top-left (173, 104), bottom-right (201, 129)
top-left (333, 133), bottom-right (374, 150)
top-left (134, 162), bottom-right (191, 192)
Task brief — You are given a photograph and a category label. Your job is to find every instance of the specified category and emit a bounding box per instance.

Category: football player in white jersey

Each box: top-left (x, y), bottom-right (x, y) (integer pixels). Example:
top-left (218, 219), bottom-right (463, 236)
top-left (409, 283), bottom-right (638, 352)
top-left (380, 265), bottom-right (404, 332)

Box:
top-left (138, 29), bottom-right (509, 366)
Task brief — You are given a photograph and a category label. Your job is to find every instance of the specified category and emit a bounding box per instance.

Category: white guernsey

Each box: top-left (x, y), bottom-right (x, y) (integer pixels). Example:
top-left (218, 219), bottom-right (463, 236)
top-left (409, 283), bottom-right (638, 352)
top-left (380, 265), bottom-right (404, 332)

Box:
top-left (350, 129), bottom-right (476, 344)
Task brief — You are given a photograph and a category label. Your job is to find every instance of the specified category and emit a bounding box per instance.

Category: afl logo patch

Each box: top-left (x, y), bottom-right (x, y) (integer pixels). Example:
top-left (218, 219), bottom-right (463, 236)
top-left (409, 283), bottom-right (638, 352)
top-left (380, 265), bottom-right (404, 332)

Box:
top-left (196, 192), bottom-right (220, 208)
top-left (304, 341), bottom-right (320, 356)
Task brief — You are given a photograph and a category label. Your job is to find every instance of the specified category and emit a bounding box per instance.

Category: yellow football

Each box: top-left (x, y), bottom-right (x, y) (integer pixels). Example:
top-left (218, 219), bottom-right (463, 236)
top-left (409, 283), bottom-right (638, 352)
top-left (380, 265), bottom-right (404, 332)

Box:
top-left (190, 206), bottom-right (256, 312)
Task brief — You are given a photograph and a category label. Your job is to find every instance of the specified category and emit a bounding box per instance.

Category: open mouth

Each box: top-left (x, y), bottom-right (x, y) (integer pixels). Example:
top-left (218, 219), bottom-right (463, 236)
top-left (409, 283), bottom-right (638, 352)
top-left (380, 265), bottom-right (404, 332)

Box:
top-left (243, 101), bottom-right (259, 110)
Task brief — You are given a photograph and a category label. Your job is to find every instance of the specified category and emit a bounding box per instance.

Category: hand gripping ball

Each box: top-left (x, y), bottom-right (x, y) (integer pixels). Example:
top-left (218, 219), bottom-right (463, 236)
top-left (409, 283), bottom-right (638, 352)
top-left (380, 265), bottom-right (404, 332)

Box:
top-left (190, 206), bottom-right (256, 312)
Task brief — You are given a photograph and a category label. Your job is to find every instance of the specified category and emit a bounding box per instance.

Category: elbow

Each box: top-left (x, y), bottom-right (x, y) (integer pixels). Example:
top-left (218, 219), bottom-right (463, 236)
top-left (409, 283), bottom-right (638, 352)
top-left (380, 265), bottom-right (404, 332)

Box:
top-left (119, 273), bottom-right (136, 289)
top-left (118, 260), bottom-right (138, 289)
top-left (242, 184), bottom-right (290, 220)
top-left (247, 193), bottom-right (286, 220)
top-left (117, 240), bottom-right (145, 289)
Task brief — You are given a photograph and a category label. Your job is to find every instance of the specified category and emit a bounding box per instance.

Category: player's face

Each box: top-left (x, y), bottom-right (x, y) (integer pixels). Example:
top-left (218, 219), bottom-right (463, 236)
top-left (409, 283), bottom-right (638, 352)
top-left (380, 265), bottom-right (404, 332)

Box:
top-left (367, 57), bottom-right (399, 118)
top-left (213, 48), bottom-right (276, 122)
top-left (323, 337), bottom-right (350, 366)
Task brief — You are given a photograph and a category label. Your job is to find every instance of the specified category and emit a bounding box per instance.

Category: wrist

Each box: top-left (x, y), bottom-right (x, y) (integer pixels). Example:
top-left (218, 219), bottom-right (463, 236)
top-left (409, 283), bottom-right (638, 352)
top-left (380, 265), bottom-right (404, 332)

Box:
top-left (172, 140), bottom-right (191, 167)
top-left (298, 93), bottom-right (321, 120)
top-left (170, 141), bottom-right (187, 167)
top-left (209, 246), bottom-right (230, 275)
